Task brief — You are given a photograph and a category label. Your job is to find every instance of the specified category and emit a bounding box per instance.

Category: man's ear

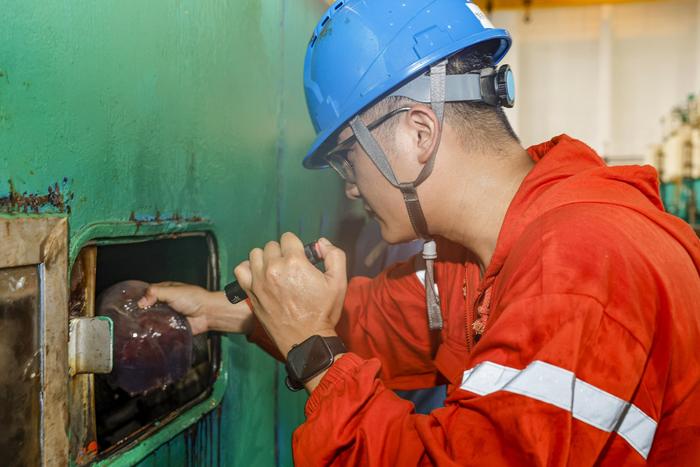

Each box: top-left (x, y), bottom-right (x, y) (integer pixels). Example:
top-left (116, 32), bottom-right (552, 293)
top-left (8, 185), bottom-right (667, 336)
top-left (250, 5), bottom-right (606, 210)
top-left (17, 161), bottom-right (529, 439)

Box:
top-left (406, 104), bottom-right (440, 165)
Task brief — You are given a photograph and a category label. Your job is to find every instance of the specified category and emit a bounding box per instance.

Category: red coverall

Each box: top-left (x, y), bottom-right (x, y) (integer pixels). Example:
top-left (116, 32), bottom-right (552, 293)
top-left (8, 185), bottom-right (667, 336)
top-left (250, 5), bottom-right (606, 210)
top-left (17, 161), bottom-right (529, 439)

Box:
top-left (250, 135), bottom-right (700, 465)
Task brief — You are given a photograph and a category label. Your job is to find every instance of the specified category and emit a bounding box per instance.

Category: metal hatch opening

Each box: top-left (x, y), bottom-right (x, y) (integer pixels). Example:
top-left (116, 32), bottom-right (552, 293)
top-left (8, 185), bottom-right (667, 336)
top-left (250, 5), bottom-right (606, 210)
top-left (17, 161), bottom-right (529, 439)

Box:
top-left (69, 232), bottom-right (221, 461)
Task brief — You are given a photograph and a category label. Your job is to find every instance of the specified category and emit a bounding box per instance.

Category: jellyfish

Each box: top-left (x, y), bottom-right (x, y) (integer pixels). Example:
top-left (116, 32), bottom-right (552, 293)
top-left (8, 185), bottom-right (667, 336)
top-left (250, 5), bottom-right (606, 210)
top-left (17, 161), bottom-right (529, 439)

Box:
top-left (96, 280), bottom-right (192, 395)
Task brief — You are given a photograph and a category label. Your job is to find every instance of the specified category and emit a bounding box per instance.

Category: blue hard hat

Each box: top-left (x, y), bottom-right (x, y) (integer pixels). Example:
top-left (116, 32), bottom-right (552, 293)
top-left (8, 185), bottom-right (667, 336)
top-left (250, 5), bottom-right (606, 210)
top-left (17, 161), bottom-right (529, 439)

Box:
top-left (303, 0), bottom-right (512, 169)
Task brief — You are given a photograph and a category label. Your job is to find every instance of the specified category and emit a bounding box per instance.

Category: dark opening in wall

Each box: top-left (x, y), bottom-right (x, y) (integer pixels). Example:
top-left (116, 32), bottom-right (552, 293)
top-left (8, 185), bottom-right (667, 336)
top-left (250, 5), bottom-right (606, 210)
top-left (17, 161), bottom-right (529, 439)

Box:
top-left (92, 233), bottom-right (220, 454)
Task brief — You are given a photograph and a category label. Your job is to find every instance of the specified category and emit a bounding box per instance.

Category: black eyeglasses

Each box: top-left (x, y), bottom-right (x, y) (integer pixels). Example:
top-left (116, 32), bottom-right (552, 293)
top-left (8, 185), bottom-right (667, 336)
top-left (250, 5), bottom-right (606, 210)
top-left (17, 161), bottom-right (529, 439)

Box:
top-left (324, 106), bottom-right (412, 184)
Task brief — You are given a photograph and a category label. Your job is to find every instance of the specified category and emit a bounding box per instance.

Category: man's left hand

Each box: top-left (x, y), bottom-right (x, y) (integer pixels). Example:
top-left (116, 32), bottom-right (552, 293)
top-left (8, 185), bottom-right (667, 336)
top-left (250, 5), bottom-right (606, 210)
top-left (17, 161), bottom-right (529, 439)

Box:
top-left (234, 233), bottom-right (347, 360)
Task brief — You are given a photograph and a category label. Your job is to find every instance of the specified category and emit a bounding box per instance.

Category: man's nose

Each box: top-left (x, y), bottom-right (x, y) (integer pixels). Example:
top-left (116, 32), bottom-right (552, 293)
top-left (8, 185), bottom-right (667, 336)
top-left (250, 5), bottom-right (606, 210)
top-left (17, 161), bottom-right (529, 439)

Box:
top-left (344, 181), bottom-right (361, 200)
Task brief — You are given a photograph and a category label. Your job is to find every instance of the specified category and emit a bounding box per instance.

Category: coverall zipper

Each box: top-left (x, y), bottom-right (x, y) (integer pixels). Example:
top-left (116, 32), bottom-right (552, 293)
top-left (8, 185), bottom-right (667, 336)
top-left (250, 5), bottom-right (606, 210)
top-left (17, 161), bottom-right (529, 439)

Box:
top-left (464, 266), bottom-right (477, 352)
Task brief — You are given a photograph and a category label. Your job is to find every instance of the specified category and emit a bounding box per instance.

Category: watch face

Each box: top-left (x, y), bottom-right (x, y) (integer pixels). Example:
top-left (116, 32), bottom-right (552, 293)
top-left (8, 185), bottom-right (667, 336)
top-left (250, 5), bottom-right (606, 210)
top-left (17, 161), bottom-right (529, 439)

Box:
top-left (288, 335), bottom-right (331, 381)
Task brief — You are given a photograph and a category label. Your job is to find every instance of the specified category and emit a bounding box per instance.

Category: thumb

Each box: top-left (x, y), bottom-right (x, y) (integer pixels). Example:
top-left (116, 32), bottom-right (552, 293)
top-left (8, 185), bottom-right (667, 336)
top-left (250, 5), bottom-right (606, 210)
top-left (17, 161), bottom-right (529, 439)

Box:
top-left (317, 238), bottom-right (347, 285)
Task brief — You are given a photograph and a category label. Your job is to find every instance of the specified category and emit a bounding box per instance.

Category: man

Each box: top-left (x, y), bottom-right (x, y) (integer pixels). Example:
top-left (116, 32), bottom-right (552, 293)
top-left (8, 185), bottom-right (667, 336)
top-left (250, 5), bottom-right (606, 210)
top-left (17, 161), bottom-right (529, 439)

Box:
top-left (140, 0), bottom-right (700, 464)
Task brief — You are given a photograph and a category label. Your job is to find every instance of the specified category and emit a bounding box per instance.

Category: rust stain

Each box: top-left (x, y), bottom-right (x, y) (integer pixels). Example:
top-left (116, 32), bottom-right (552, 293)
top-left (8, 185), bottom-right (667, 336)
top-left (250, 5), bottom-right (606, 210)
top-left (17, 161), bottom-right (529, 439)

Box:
top-left (69, 259), bottom-right (87, 318)
top-left (128, 211), bottom-right (144, 232)
top-left (75, 440), bottom-right (98, 465)
top-left (127, 211), bottom-right (206, 225)
top-left (40, 218), bottom-right (67, 266)
top-left (0, 179), bottom-right (73, 214)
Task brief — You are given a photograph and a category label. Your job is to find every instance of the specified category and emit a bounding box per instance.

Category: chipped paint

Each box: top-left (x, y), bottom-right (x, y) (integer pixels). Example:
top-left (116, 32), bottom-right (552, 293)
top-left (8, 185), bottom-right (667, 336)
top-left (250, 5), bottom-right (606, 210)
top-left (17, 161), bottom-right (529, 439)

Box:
top-left (128, 211), bottom-right (205, 225)
top-left (126, 211), bottom-right (207, 233)
top-left (0, 179), bottom-right (74, 214)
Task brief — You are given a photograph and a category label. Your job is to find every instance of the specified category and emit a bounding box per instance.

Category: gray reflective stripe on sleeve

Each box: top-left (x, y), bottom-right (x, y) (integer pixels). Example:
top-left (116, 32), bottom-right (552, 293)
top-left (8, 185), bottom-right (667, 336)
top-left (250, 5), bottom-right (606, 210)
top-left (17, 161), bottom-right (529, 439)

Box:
top-left (460, 360), bottom-right (657, 459)
top-left (414, 270), bottom-right (439, 297)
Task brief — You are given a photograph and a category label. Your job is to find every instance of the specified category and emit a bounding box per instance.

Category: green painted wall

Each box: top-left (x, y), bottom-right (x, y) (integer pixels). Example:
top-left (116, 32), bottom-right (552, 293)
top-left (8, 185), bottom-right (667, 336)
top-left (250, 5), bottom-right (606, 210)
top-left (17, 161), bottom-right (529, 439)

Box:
top-left (1, 1), bottom-right (343, 465)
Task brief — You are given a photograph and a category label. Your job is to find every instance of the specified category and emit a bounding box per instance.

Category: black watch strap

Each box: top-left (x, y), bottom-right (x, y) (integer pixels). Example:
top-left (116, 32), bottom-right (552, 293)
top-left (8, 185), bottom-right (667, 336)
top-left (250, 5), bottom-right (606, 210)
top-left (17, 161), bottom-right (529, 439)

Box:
top-left (285, 335), bottom-right (346, 392)
top-left (324, 336), bottom-right (346, 356)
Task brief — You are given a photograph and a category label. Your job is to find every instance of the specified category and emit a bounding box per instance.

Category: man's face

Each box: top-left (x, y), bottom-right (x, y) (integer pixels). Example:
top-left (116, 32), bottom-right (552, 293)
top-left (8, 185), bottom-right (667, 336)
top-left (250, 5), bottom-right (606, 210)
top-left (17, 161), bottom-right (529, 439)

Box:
top-left (333, 123), bottom-right (420, 244)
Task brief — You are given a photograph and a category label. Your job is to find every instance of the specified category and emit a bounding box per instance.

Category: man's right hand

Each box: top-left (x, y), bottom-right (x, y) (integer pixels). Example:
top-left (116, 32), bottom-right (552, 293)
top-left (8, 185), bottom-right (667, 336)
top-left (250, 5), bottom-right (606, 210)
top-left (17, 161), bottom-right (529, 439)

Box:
top-left (137, 282), bottom-right (254, 336)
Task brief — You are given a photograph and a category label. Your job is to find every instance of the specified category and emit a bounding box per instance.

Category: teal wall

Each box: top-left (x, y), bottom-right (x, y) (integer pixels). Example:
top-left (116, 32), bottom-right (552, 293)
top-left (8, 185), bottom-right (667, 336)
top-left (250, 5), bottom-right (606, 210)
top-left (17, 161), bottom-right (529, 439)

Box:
top-left (1, 1), bottom-right (343, 465)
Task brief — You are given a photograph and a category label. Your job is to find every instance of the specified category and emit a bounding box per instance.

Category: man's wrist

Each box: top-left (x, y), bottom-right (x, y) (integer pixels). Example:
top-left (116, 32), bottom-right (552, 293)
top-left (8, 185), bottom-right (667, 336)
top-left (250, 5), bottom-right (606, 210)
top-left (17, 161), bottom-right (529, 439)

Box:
top-left (303, 353), bottom-right (345, 392)
top-left (204, 291), bottom-right (254, 334)
top-left (280, 329), bottom-right (338, 359)
top-left (283, 333), bottom-right (345, 392)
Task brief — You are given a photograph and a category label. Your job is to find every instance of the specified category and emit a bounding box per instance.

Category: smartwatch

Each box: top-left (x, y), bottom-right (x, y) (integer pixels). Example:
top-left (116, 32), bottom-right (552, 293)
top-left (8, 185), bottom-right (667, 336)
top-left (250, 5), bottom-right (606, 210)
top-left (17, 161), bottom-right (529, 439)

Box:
top-left (285, 335), bottom-right (346, 391)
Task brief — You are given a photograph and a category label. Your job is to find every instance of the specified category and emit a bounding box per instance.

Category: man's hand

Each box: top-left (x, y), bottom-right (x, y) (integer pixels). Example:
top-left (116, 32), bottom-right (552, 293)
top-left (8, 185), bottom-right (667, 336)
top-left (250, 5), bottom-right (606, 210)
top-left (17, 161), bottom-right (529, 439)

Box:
top-left (234, 233), bottom-right (347, 360)
top-left (137, 282), bottom-right (254, 335)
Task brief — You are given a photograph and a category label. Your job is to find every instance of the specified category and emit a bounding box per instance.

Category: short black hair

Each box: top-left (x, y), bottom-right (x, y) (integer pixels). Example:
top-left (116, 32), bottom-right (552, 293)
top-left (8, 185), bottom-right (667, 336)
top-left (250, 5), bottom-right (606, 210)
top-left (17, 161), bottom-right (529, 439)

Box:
top-left (361, 41), bottom-right (519, 152)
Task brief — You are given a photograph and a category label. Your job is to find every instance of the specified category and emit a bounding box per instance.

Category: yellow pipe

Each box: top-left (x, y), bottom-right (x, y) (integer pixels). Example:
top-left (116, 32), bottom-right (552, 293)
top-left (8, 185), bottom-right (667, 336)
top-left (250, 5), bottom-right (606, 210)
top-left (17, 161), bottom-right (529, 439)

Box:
top-left (473, 0), bottom-right (659, 10)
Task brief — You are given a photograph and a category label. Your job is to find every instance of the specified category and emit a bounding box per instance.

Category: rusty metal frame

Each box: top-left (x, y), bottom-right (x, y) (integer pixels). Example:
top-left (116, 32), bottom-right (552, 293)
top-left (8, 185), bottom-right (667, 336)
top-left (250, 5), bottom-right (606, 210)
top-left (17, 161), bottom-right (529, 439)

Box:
top-left (0, 215), bottom-right (70, 466)
top-left (69, 246), bottom-right (100, 464)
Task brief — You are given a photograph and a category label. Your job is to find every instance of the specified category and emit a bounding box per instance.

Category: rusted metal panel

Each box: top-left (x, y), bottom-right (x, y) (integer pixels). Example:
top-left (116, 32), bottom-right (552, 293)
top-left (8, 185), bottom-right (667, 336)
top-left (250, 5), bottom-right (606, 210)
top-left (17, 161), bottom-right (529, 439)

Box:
top-left (0, 265), bottom-right (41, 467)
top-left (68, 246), bottom-right (100, 465)
top-left (0, 216), bottom-right (70, 467)
top-left (42, 218), bottom-right (70, 467)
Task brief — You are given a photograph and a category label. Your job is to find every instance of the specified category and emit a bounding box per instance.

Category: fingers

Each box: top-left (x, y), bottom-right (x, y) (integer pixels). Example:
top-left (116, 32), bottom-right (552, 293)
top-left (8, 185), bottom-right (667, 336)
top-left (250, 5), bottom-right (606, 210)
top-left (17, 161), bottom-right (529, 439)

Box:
top-left (234, 260), bottom-right (253, 291)
top-left (242, 234), bottom-right (314, 297)
top-left (263, 240), bottom-right (282, 262)
top-left (280, 232), bottom-right (304, 258)
top-left (137, 282), bottom-right (182, 308)
top-left (249, 247), bottom-right (264, 287)
top-left (137, 287), bottom-right (157, 308)
top-left (317, 238), bottom-right (347, 285)
top-left (235, 260), bottom-right (263, 313)
top-left (315, 237), bottom-right (332, 259)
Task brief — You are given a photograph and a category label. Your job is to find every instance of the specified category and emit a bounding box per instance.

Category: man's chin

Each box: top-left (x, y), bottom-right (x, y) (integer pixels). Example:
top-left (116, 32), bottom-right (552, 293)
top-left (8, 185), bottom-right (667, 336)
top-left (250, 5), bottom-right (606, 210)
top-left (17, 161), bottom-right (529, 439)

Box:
top-left (377, 223), bottom-right (418, 245)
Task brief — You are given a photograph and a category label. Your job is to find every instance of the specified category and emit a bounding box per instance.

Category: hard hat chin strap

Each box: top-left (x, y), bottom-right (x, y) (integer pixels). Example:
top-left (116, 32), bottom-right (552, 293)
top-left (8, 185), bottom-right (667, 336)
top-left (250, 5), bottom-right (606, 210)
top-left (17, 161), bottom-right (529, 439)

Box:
top-left (348, 59), bottom-right (446, 236)
top-left (349, 59), bottom-right (447, 331)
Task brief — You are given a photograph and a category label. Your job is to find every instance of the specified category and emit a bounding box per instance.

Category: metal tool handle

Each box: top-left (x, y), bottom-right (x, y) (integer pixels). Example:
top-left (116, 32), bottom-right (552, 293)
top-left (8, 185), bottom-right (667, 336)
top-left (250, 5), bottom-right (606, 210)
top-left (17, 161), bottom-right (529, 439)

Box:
top-left (224, 281), bottom-right (247, 304)
top-left (224, 241), bottom-right (322, 304)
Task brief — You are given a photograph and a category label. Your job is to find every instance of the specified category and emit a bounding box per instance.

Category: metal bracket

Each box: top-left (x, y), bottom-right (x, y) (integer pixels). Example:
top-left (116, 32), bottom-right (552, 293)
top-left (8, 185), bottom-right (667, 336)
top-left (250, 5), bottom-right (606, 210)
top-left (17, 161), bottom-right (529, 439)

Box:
top-left (68, 316), bottom-right (113, 376)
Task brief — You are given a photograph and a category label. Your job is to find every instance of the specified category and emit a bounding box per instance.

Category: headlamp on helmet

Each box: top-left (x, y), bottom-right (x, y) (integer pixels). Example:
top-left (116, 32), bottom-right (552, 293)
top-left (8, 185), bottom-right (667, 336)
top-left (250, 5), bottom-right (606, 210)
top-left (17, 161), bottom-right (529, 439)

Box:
top-left (388, 63), bottom-right (515, 109)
